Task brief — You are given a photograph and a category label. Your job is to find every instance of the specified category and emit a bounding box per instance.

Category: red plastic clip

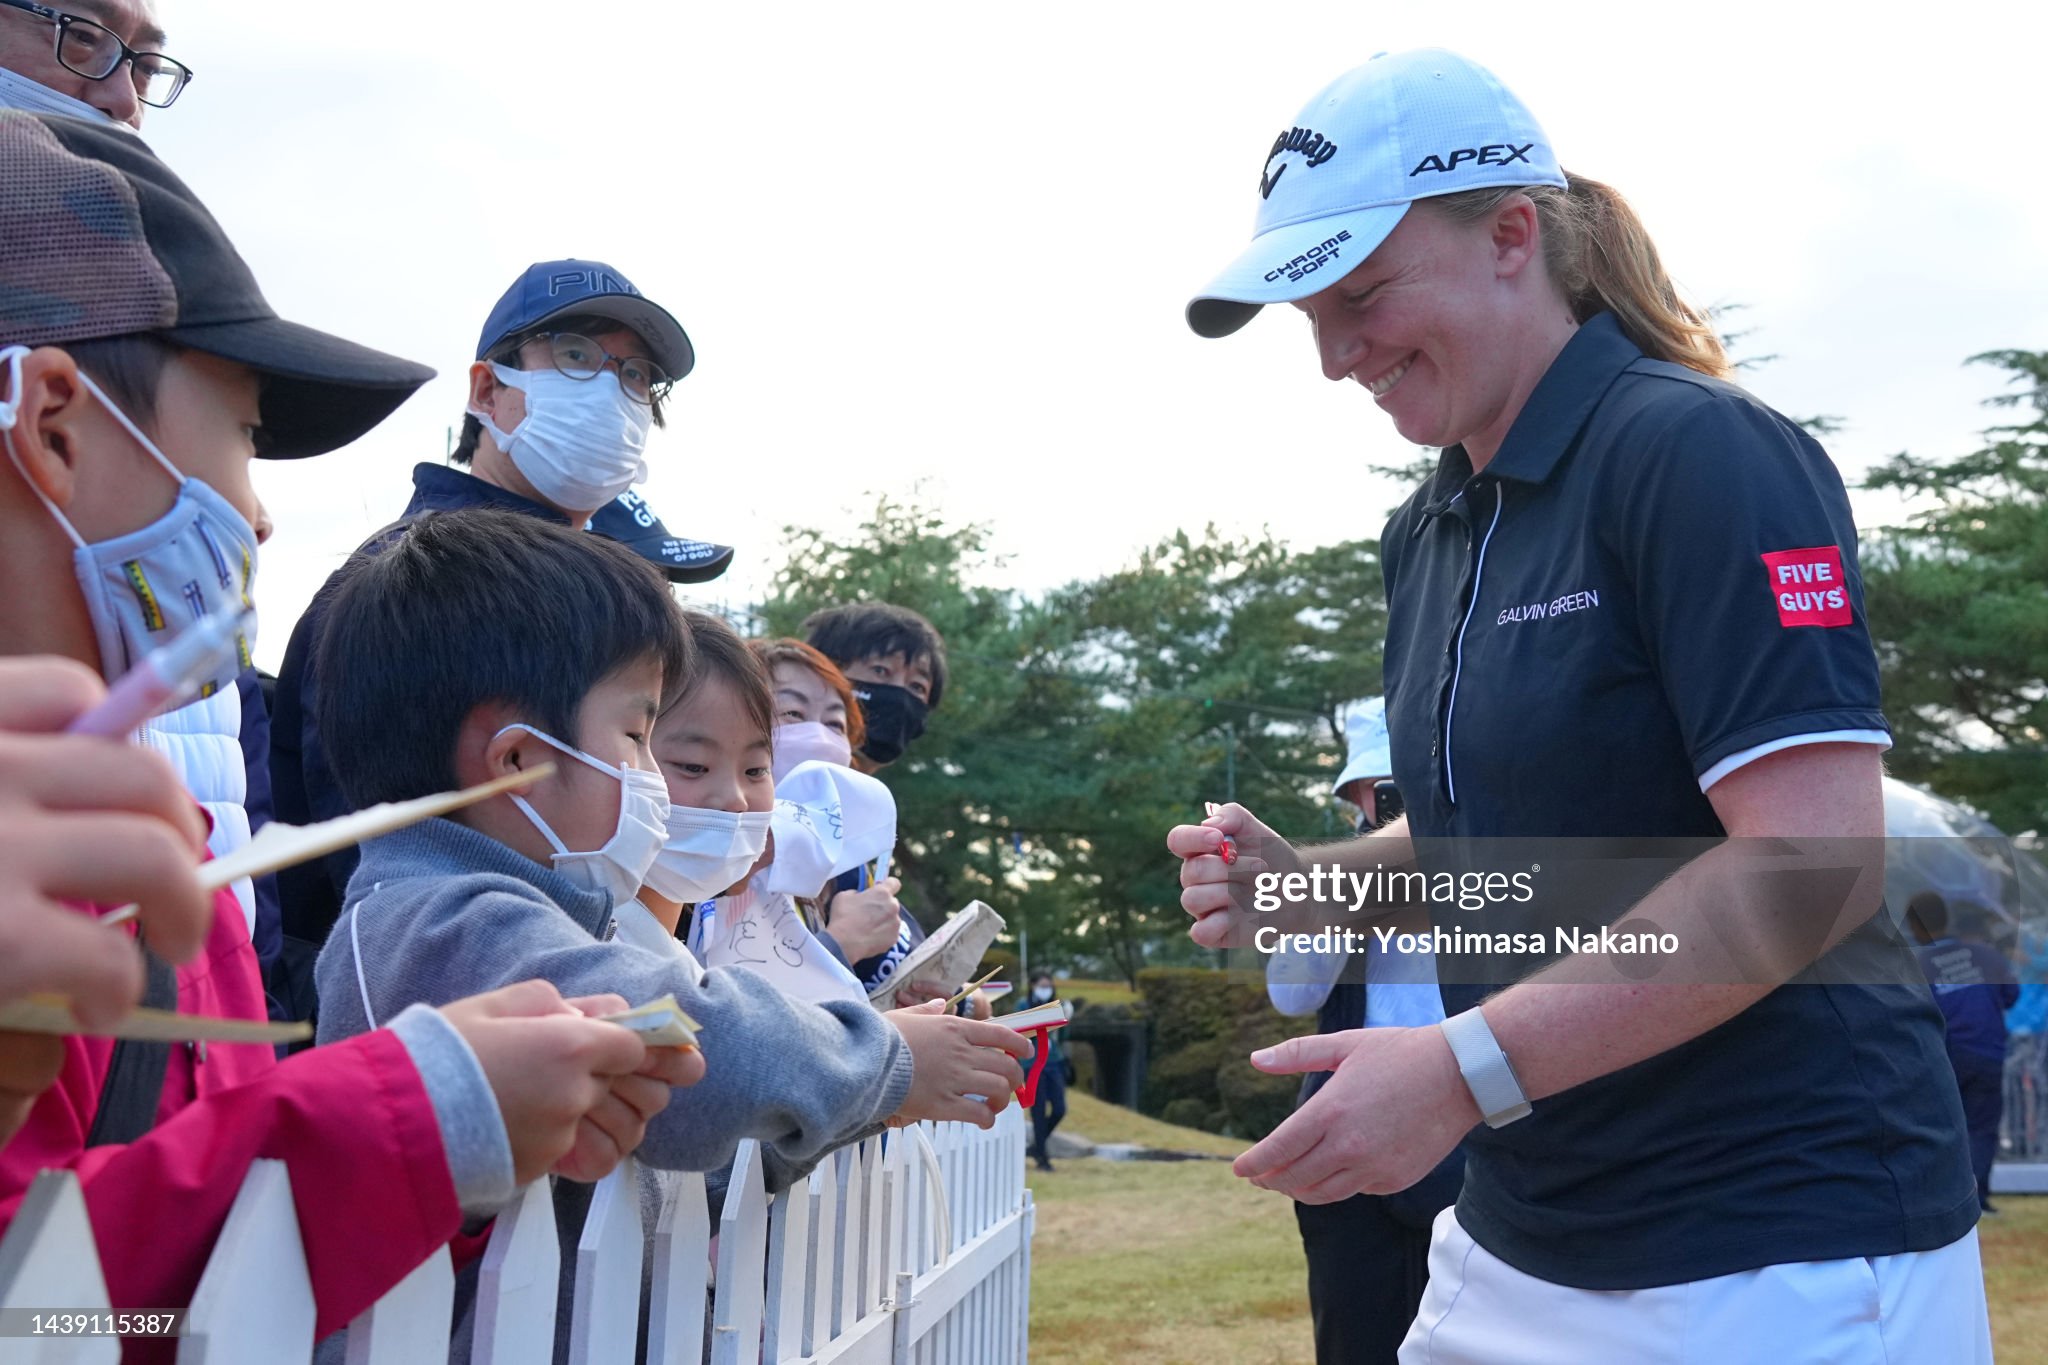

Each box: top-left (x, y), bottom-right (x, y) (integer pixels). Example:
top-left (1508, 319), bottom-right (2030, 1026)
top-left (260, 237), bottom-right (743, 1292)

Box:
top-left (1014, 1022), bottom-right (1069, 1106)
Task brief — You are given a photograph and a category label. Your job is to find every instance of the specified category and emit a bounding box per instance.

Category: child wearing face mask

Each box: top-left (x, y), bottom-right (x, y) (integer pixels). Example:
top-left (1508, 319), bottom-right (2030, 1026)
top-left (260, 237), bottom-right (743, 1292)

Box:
top-left (312, 513), bottom-right (1031, 1321)
top-left (634, 619), bottom-right (864, 1007)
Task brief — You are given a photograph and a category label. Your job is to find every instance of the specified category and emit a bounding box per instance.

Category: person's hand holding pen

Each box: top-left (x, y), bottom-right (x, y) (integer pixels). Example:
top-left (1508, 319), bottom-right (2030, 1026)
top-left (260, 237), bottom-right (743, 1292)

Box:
top-left (0, 657), bottom-right (219, 1143)
top-left (821, 877), bottom-right (903, 963)
top-left (1165, 801), bottom-right (1314, 949)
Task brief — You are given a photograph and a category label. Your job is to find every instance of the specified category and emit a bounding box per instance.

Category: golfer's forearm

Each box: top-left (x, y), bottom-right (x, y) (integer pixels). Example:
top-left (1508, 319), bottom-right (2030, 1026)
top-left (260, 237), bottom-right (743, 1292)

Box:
top-left (1260, 817), bottom-right (1420, 936)
top-left (1477, 836), bottom-right (1886, 1101)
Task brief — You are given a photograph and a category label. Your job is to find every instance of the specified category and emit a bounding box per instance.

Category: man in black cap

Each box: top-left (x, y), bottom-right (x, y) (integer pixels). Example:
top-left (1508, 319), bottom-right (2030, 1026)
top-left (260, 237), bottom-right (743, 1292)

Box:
top-left (267, 260), bottom-right (731, 1007)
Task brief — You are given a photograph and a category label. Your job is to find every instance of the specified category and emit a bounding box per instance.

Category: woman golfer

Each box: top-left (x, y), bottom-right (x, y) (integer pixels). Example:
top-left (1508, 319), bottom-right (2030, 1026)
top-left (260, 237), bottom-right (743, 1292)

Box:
top-left (1168, 48), bottom-right (1990, 1362)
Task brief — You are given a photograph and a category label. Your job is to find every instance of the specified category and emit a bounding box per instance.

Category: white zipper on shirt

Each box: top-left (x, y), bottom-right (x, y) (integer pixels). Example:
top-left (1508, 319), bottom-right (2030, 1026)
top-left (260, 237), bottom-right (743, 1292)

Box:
top-left (350, 880), bottom-right (385, 1030)
top-left (1444, 491), bottom-right (1503, 807)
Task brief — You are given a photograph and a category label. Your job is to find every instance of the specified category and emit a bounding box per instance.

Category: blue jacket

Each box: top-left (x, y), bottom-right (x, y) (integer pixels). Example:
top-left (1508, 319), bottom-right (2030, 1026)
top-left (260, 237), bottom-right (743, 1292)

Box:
top-left (1916, 937), bottom-right (2021, 1062)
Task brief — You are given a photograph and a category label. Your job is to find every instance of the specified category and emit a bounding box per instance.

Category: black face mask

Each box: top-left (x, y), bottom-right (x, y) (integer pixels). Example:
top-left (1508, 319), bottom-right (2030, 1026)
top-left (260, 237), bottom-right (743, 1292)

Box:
top-left (853, 681), bottom-right (928, 766)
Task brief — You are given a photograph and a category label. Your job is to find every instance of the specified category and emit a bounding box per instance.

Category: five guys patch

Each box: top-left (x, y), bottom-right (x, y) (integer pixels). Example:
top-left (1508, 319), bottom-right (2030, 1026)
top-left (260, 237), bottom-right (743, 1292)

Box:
top-left (1761, 546), bottom-right (1852, 627)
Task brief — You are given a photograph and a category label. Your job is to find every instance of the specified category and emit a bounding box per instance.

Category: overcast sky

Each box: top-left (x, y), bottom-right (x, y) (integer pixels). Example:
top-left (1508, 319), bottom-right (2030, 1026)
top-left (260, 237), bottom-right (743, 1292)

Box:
top-left (137, 0), bottom-right (2048, 671)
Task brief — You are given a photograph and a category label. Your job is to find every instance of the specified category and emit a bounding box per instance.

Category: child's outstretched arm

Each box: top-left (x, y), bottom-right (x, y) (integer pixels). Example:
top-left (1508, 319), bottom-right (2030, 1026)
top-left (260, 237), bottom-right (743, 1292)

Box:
top-left (323, 867), bottom-right (947, 1180)
top-left (886, 998), bottom-right (1030, 1126)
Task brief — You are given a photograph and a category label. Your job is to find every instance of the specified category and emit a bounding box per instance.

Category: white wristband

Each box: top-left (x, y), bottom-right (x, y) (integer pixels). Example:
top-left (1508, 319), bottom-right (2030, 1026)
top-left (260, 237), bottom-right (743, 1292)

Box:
top-left (1439, 1007), bottom-right (1532, 1129)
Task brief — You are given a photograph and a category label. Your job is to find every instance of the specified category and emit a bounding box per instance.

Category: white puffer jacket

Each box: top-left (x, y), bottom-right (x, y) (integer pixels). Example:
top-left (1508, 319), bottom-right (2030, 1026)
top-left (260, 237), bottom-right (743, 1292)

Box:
top-left (136, 686), bottom-right (256, 936)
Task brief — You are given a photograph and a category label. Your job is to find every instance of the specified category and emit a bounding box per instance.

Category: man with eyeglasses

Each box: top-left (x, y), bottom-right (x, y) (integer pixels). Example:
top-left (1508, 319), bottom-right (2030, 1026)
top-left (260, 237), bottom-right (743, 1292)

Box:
top-left (0, 0), bottom-right (190, 127)
top-left (267, 261), bottom-right (733, 1020)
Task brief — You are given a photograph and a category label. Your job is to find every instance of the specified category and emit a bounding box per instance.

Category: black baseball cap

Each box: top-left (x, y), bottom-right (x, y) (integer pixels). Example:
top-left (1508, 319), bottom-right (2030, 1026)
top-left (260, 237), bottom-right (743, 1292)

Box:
top-left (0, 113), bottom-right (434, 459)
top-left (590, 489), bottom-right (733, 584)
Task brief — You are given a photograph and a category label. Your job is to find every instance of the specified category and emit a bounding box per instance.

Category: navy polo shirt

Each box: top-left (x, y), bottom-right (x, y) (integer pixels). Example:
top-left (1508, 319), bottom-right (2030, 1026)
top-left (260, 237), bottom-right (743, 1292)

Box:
top-left (1381, 313), bottom-right (1977, 1289)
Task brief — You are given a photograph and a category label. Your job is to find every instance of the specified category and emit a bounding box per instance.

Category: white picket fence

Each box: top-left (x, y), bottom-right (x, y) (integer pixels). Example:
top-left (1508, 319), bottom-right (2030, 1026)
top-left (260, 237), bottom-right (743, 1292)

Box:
top-left (0, 1105), bottom-right (1034, 1364)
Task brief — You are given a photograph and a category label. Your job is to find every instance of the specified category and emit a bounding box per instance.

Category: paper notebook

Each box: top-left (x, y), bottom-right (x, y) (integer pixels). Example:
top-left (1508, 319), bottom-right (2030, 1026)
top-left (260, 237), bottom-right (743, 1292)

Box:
top-left (867, 901), bottom-right (1006, 1009)
top-left (1001, 999), bottom-right (1073, 1032)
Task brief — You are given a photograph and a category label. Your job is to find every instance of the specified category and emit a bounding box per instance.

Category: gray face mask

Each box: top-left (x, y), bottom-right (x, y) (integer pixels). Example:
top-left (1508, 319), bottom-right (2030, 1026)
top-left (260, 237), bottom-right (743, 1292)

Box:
top-left (0, 346), bottom-right (260, 697)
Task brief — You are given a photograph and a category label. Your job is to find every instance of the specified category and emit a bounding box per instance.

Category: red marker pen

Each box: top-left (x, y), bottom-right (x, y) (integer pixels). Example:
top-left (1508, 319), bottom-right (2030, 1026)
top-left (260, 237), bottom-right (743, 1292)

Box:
top-left (1203, 801), bottom-right (1236, 864)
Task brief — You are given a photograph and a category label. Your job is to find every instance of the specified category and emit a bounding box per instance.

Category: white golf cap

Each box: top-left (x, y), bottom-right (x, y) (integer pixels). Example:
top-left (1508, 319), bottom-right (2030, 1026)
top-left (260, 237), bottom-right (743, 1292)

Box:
top-left (1333, 697), bottom-right (1392, 795)
top-left (1187, 49), bottom-right (1567, 339)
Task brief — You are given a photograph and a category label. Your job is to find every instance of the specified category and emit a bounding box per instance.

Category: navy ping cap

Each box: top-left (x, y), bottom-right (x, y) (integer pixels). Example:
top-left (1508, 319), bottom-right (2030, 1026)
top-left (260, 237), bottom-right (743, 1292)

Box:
top-left (476, 259), bottom-right (694, 380)
top-left (589, 489), bottom-right (734, 585)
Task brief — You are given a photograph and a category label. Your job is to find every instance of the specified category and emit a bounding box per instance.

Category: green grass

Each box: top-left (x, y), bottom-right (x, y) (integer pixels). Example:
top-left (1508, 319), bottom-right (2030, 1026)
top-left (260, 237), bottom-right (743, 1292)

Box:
top-left (1027, 1157), bottom-right (1313, 1365)
top-left (1057, 978), bottom-right (1143, 1011)
top-left (1982, 1197), bottom-right (2048, 1358)
top-left (1028, 1101), bottom-right (2048, 1363)
top-left (1057, 1092), bottom-right (1243, 1158)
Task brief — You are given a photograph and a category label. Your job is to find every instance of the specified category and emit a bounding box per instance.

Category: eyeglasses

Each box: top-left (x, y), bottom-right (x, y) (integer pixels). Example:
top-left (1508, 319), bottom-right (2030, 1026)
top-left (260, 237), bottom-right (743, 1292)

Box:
top-left (0, 0), bottom-right (194, 109)
top-left (519, 332), bottom-right (672, 406)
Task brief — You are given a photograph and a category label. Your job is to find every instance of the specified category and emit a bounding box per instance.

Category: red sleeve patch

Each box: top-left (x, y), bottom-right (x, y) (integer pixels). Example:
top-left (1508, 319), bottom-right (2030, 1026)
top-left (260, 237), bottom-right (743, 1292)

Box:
top-left (1761, 546), bottom-right (1852, 627)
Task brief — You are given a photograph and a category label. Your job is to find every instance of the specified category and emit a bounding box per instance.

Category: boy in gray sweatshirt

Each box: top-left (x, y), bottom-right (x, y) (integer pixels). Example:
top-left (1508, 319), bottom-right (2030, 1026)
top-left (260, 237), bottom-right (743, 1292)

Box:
top-left (310, 509), bottom-right (1027, 1188)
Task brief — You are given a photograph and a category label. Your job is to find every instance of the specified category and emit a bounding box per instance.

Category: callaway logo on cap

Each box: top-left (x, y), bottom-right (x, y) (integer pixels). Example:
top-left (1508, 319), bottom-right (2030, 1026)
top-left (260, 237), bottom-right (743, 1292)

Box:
top-left (1187, 49), bottom-right (1566, 339)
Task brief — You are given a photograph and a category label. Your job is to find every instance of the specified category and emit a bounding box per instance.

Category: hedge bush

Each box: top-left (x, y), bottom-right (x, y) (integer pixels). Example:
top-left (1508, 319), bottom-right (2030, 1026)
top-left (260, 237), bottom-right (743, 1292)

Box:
top-left (1135, 968), bottom-right (1304, 1141)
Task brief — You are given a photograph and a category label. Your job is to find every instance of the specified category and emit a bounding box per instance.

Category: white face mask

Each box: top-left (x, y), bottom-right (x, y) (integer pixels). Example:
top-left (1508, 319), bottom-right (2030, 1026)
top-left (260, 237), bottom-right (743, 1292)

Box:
top-left (771, 721), bottom-right (854, 782)
top-left (468, 363), bottom-right (651, 514)
top-left (0, 346), bottom-right (259, 695)
top-left (0, 66), bottom-right (122, 125)
top-left (496, 723), bottom-right (670, 905)
top-left (645, 805), bottom-right (773, 904)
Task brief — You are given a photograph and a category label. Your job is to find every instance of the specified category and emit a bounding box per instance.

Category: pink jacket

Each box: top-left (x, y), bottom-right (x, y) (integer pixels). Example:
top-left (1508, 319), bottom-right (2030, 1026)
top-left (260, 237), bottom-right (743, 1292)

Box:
top-left (0, 885), bottom-right (464, 1362)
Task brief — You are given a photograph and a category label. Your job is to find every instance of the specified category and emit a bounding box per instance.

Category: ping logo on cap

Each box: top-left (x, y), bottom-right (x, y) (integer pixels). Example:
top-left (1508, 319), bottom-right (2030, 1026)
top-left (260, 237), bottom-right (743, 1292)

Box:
top-left (1261, 125), bottom-right (1340, 200)
top-left (547, 267), bottom-right (638, 299)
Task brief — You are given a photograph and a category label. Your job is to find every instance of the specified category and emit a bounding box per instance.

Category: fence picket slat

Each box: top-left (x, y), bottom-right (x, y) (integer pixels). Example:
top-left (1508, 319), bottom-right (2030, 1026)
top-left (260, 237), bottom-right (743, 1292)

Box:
top-left (709, 1142), bottom-right (767, 1365)
top-left (835, 1146), bottom-right (860, 1335)
top-left (474, 1179), bottom-right (561, 1365)
top-left (897, 1132), bottom-right (921, 1281)
top-left (649, 1171), bottom-right (709, 1365)
top-left (805, 1153), bottom-right (837, 1353)
top-left (346, 1246), bottom-right (453, 1365)
top-left (874, 1137), bottom-right (898, 1309)
top-left (763, 1180), bottom-right (808, 1362)
top-left (0, 1171), bottom-right (118, 1364)
top-left (859, 1140), bottom-right (884, 1316)
top-left (1018, 1190), bottom-right (1034, 1364)
top-left (181, 1159), bottom-right (312, 1364)
top-left (569, 1158), bottom-right (646, 1365)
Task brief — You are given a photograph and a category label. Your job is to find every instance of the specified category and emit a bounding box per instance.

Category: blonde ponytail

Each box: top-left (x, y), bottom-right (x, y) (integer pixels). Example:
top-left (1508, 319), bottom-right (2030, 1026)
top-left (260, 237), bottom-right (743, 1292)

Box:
top-left (1430, 173), bottom-right (1730, 379)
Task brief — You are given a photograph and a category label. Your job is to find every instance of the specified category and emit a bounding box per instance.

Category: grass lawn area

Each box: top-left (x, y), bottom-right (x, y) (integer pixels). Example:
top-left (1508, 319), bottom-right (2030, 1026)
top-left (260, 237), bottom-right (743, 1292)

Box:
top-left (1981, 1196), bottom-right (2048, 1356)
top-left (1028, 1155), bottom-right (1313, 1365)
top-left (1055, 978), bottom-right (1143, 1010)
top-left (1028, 1101), bottom-right (2048, 1362)
top-left (1056, 1092), bottom-right (1243, 1157)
